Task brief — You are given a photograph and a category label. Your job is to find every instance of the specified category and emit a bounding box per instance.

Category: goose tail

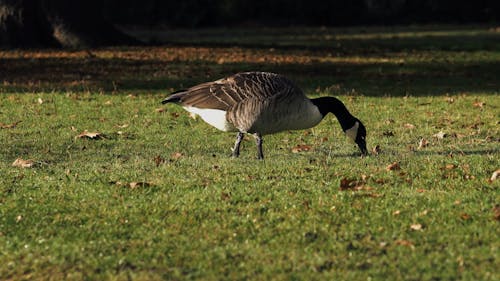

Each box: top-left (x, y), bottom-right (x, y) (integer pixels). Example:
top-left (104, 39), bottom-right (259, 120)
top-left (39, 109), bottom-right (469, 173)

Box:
top-left (161, 90), bottom-right (188, 104)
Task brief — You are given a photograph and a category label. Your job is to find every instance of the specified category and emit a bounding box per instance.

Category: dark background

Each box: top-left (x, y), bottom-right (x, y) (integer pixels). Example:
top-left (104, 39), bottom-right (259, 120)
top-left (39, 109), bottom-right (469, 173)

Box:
top-left (1, 0), bottom-right (499, 48)
top-left (104, 0), bottom-right (499, 27)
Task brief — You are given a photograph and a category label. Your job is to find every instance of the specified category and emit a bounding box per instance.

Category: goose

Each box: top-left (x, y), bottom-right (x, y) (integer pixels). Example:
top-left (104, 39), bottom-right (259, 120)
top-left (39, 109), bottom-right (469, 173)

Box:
top-left (161, 72), bottom-right (368, 159)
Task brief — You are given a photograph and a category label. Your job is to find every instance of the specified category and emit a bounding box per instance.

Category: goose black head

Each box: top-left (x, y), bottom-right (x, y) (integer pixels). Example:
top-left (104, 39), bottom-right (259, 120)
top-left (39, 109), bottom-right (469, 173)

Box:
top-left (345, 119), bottom-right (368, 156)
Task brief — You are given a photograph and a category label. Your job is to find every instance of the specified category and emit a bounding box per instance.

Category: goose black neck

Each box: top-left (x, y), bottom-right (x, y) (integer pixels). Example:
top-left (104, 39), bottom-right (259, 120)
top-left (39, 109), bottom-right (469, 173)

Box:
top-left (311, 97), bottom-right (356, 131)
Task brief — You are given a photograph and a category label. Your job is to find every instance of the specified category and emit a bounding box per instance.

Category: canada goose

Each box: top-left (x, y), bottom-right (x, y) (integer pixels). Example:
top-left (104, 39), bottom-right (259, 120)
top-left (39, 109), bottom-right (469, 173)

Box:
top-left (162, 72), bottom-right (368, 159)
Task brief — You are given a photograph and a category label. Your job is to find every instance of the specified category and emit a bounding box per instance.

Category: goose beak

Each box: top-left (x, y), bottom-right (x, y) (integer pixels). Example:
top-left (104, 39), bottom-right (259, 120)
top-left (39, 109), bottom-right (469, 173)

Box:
top-left (356, 139), bottom-right (368, 156)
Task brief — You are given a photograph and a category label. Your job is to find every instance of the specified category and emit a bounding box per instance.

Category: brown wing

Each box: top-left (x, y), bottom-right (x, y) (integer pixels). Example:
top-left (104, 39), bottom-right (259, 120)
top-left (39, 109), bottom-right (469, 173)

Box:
top-left (175, 72), bottom-right (299, 110)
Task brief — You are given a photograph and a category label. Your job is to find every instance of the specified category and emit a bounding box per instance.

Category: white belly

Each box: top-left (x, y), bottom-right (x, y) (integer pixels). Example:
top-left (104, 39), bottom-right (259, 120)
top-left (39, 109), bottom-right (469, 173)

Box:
top-left (183, 106), bottom-right (237, 132)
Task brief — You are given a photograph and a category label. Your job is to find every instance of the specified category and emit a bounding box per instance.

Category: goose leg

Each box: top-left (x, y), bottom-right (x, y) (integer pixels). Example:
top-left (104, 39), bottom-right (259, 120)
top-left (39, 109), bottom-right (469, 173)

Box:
top-left (232, 132), bottom-right (244, 157)
top-left (255, 133), bottom-right (264, 160)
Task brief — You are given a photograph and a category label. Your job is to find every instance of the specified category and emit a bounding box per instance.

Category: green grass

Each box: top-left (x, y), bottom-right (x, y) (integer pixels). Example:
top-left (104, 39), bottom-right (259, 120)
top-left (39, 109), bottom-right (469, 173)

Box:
top-left (1, 25), bottom-right (499, 280)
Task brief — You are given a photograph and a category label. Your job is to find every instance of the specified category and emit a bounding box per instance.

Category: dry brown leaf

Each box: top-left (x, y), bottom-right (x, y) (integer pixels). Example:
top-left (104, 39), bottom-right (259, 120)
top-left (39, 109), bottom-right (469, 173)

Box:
top-left (395, 239), bottom-right (415, 249)
top-left (129, 182), bottom-right (151, 189)
top-left (112, 181), bottom-right (152, 189)
top-left (433, 131), bottom-right (447, 139)
top-left (12, 158), bottom-right (35, 168)
top-left (372, 145), bottom-right (381, 155)
top-left (221, 192), bottom-right (231, 201)
top-left (444, 164), bottom-right (457, 170)
top-left (75, 130), bottom-right (103, 140)
top-left (472, 101), bottom-right (485, 108)
top-left (460, 213), bottom-right (471, 220)
top-left (340, 178), bottom-right (357, 190)
top-left (366, 192), bottom-right (383, 198)
top-left (410, 224), bottom-right (423, 231)
top-left (489, 169), bottom-right (500, 182)
top-left (418, 138), bottom-right (429, 149)
top-left (171, 152), bottom-right (183, 160)
top-left (291, 144), bottom-right (312, 153)
top-left (116, 124), bottom-right (129, 129)
top-left (493, 205), bottom-right (500, 221)
top-left (155, 107), bottom-right (166, 113)
top-left (153, 155), bottom-right (165, 167)
top-left (339, 177), bottom-right (374, 192)
top-left (386, 162), bottom-right (400, 171)
top-left (0, 121), bottom-right (21, 129)
top-left (404, 123), bottom-right (415, 129)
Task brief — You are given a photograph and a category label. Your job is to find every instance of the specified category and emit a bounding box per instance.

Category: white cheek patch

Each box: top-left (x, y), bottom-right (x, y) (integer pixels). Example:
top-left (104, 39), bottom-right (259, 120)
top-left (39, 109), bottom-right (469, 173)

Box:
top-left (183, 106), bottom-right (236, 132)
top-left (345, 121), bottom-right (359, 142)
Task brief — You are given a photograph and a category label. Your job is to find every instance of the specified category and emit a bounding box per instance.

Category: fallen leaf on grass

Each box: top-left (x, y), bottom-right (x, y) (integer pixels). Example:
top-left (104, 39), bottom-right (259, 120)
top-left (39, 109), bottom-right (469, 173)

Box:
top-left (365, 193), bottom-right (383, 198)
top-left (442, 164), bottom-right (457, 170)
top-left (339, 178), bottom-right (360, 190)
top-left (460, 213), bottom-right (471, 220)
top-left (339, 177), bottom-right (375, 193)
top-left (12, 158), bottom-right (35, 168)
top-left (472, 101), bottom-right (485, 108)
top-left (372, 145), bottom-right (381, 155)
top-left (154, 155), bottom-right (165, 166)
top-left (75, 130), bottom-right (103, 140)
top-left (0, 121), bottom-right (21, 129)
top-left (489, 169), bottom-right (500, 182)
top-left (171, 152), bottom-right (183, 160)
top-left (155, 107), bottom-right (166, 113)
top-left (410, 224), bottom-right (423, 231)
top-left (493, 205), bottom-right (500, 221)
top-left (116, 124), bottom-right (129, 129)
top-left (418, 138), bottom-right (429, 149)
top-left (129, 182), bottom-right (151, 189)
top-left (386, 162), bottom-right (400, 171)
top-left (433, 131), bottom-right (447, 139)
top-left (395, 239), bottom-right (415, 249)
top-left (404, 123), bottom-right (415, 129)
top-left (112, 181), bottom-right (152, 189)
top-left (291, 144), bottom-right (312, 153)
top-left (221, 192), bottom-right (231, 201)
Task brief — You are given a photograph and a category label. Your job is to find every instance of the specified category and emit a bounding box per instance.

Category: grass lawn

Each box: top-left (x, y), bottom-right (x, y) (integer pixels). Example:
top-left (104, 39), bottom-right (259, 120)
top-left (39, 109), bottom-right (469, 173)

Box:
top-left (0, 25), bottom-right (499, 280)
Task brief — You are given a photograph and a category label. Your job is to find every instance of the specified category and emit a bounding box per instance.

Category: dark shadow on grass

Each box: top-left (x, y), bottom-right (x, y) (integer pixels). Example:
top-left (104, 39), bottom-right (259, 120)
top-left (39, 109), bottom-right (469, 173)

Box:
top-left (1, 25), bottom-right (499, 96)
top-left (1, 55), bottom-right (498, 96)
top-left (135, 26), bottom-right (500, 54)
